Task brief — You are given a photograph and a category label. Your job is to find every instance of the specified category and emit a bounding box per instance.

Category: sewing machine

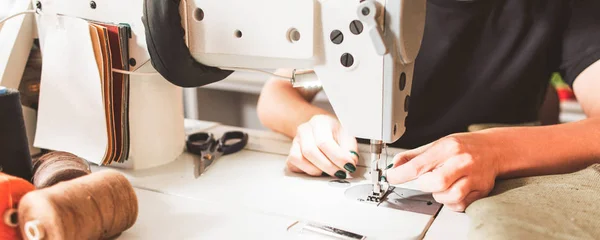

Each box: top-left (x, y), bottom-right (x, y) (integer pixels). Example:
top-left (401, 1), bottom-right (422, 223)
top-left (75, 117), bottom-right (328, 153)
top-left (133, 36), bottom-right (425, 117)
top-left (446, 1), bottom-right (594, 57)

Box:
top-left (2, 0), bottom-right (426, 202)
top-left (143, 0), bottom-right (427, 207)
top-left (0, 1), bottom-right (467, 238)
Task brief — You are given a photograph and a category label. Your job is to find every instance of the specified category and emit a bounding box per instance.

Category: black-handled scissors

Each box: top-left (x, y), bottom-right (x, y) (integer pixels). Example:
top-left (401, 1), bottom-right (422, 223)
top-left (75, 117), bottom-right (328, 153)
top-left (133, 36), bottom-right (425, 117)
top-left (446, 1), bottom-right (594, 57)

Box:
top-left (186, 131), bottom-right (249, 177)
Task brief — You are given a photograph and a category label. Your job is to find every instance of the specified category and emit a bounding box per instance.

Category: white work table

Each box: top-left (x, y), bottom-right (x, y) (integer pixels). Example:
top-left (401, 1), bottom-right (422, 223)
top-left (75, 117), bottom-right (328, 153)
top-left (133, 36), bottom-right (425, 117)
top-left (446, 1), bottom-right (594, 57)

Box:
top-left (93, 120), bottom-right (470, 239)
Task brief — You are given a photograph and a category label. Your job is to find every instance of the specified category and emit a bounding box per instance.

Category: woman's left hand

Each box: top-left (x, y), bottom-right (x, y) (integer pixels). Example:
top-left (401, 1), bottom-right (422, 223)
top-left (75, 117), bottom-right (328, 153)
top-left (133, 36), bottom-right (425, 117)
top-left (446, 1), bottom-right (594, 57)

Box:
top-left (386, 132), bottom-right (505, 212)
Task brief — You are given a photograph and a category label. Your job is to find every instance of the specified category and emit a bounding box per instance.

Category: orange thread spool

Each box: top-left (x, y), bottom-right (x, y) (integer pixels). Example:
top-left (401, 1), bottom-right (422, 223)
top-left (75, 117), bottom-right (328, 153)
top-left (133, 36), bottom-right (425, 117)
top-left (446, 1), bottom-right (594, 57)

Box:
top-left (0, 173), bottom-right (35, 240)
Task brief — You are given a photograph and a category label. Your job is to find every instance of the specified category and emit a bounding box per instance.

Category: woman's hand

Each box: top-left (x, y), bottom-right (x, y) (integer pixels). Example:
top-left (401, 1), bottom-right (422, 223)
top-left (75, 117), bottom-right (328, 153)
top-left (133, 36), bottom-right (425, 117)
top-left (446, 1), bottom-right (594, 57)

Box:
top-left (386, 132), bottom-right (504, 212)
top-left (287, 115), bottom-right (359, 179)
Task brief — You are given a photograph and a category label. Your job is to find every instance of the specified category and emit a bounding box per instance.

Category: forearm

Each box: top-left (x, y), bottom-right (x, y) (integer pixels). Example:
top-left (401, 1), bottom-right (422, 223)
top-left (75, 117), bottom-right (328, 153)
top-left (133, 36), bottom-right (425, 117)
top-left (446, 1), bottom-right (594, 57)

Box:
top-left (486, 118), bottom-right (600, 179)
top-left (257, 76), bottom-right (332, 138)
top-left (492, 60), bottom-right (600, 178)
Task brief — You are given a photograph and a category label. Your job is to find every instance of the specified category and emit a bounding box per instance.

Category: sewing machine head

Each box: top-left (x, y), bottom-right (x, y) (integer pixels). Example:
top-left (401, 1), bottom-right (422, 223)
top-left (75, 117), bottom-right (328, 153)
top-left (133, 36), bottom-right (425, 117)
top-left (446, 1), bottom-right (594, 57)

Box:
top-left (145, 0), bottom-right (426, 199)
top-left (183, 0), bottom-right (426, 144)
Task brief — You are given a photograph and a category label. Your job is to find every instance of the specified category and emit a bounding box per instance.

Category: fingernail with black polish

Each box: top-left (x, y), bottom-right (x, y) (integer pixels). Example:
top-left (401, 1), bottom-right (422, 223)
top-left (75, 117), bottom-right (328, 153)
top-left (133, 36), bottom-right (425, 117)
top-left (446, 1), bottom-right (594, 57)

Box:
top-left (344, 163), bottom-right (356, 173)
top-left (386, 164), bottom-right (394, 170)
top-left (350, 151), bottom-right (360, 159)
top-left (321, 172), bottom-right (330, 177)
top-left (335, 170), bottom-right (347, 179)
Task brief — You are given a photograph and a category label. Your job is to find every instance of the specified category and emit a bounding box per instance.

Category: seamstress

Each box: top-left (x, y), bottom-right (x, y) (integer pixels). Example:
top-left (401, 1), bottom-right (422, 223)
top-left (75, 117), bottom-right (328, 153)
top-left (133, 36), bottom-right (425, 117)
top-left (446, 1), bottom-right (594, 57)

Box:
top-left (257, 0), bottom-right (600, 212)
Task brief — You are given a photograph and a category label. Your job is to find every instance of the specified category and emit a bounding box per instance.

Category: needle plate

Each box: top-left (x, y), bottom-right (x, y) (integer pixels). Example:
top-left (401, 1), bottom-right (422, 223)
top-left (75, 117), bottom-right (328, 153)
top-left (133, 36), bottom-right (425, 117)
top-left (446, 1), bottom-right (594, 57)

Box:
top-left (344, 184), bottom-right (442, 216)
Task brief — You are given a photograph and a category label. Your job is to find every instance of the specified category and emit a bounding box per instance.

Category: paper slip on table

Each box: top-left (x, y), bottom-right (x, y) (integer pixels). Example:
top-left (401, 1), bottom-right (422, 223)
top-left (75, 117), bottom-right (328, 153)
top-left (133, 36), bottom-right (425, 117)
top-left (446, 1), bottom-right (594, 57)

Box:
top-left (92, 120), bottom-right (470, 239)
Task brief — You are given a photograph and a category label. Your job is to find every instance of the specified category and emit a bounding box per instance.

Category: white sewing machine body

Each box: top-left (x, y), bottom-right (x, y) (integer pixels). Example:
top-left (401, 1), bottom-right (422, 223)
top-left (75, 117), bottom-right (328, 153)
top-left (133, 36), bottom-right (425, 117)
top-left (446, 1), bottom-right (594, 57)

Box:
top-left (188, 0), bottom-right (426, 143)
top-left (19, 0), bottom-right (425, 170)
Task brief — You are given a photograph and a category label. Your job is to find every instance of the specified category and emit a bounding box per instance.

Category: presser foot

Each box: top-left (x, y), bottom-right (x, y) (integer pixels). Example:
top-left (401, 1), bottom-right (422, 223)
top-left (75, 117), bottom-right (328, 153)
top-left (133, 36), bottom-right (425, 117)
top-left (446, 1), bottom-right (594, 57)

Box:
top-left (366, 181), bottom-right (391, 203)
top-left (346, 184), bottom-right (394, 206)
top-left (365, 189), bottom-right (392, 203)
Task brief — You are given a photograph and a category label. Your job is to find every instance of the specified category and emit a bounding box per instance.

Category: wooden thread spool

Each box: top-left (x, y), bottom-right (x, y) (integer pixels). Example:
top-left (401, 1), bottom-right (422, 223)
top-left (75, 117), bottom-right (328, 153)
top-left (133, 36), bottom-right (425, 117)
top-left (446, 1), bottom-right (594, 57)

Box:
top-left (32, 152), bottom-right (91, 188)
top-left (0, 173), bottom-right (35, 240)
top-left (19, 170), bottom-right (138, 240)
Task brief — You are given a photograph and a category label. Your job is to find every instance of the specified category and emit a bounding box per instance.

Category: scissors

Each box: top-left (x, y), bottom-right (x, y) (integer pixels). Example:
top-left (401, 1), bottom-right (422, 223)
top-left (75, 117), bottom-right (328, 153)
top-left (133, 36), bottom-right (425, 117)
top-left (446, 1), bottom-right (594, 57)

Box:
top-left (186, 131), bottom-right (249, 177)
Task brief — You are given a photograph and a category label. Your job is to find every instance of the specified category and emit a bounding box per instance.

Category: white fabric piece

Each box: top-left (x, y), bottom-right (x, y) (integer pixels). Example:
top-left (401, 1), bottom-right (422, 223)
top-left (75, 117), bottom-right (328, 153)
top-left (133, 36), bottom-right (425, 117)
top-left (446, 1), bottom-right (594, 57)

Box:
top-left (34, 14), bottom-right (108, 164)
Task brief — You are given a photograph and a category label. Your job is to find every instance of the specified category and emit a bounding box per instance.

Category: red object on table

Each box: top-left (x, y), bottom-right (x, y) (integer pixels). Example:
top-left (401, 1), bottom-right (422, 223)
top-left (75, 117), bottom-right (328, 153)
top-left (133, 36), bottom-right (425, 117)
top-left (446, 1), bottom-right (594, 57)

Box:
top-left (557, 88), bottom-right (576, 101)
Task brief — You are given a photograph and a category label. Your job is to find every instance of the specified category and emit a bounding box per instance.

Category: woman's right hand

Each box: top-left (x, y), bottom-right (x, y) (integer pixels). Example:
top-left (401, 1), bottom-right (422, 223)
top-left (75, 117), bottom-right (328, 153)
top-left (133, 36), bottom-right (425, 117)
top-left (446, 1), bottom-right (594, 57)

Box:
top-left (286, 115), bottom-right (359, 179)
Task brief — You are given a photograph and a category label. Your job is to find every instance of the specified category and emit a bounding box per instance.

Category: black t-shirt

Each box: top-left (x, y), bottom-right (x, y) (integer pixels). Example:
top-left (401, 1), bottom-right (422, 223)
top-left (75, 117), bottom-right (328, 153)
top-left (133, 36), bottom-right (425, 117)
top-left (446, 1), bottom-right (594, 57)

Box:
top-left (390, 0), bottom-right (600, 149)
